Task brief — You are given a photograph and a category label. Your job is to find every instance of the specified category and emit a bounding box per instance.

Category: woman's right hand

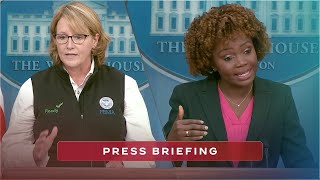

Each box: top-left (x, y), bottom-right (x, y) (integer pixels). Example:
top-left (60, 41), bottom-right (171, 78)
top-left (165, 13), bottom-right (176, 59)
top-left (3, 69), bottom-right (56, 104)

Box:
top-left (33, 126), bottom-right (58, 166)
top-left (167, 106), bottom-right (208, 141)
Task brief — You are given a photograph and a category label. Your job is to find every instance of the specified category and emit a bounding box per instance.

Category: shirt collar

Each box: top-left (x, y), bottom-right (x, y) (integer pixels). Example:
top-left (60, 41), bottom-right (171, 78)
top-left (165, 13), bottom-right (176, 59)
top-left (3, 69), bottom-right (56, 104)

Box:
top-left (63, 60), bottom-right (95, 77)
top-left (64, 60), bottom-right (95, 87)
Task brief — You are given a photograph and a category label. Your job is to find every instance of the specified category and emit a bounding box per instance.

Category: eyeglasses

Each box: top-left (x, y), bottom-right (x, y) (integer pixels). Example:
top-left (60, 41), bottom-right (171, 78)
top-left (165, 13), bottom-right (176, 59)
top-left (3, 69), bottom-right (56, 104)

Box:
top-left (55, 34), bottom-right (89, 44)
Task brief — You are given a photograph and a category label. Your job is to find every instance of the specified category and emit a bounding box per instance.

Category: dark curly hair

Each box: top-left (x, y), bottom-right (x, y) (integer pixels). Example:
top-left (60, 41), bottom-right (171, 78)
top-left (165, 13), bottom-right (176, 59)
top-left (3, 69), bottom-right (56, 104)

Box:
top-left (184, 4), bottom-right (271, 76)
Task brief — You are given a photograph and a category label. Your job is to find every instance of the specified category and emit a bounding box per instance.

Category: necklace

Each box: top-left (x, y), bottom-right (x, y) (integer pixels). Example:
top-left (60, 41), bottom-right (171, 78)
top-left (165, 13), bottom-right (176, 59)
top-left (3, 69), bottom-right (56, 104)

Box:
top-left (220, 84), bottom-right (253, 107)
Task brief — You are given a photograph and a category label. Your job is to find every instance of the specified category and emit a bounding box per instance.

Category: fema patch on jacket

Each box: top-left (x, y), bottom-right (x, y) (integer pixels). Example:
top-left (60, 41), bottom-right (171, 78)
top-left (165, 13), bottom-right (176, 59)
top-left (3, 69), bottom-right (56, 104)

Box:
top-left (99, 97), bottom-right (115, 115)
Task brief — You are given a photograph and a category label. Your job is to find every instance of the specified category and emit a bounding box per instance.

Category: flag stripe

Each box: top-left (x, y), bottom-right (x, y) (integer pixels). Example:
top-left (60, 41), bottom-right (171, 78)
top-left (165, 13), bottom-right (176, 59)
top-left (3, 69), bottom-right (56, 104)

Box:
top-left (0, 89), bottom-right (5, 139)
top-left (0, 106), bottom-right (5, 139)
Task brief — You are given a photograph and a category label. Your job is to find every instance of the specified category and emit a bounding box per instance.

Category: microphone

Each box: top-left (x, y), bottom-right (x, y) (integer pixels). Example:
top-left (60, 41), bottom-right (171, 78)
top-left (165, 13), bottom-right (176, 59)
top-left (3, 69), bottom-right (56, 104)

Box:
top-left (260, 138), bottom-right (270, 168)
top-left (265, 143), bottom-right (269, 168)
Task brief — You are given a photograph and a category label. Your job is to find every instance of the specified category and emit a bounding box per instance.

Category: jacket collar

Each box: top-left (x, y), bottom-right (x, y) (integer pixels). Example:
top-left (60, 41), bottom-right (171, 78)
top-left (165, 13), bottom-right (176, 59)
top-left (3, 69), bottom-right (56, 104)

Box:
top-left (197, 77), bottom-right (272, 141)
top-left (198, 77), bottom-right (227, 141)
top-left (246, 77), bottom-right (272, 141)
top-left (54, 60), bottom-right (100, 84)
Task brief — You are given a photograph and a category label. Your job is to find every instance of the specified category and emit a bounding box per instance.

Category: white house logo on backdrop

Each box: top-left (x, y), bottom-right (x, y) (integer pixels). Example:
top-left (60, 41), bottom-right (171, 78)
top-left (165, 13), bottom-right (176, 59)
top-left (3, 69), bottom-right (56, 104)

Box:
top-left (1, 1), bottom-right (148, 89)
top-left (127, 0), bottom-right (319, 83)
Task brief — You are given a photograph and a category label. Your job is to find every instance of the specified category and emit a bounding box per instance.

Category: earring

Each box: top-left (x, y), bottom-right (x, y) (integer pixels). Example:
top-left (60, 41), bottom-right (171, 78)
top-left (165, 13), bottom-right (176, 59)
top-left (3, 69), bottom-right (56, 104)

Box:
top-left (212, 68), bottom-right (217, 72)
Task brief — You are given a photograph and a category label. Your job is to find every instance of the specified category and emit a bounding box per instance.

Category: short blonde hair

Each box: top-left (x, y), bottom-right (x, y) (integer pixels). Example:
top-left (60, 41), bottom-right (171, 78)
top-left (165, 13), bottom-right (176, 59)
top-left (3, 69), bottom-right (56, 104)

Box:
top-left (49, 1), bottom-right (110, 66)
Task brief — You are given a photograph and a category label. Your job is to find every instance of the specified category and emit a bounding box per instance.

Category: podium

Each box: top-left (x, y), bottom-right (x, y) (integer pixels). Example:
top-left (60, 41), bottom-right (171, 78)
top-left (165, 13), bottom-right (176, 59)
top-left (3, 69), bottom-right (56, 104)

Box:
top-left (1, 167), bottom-right (318, 179)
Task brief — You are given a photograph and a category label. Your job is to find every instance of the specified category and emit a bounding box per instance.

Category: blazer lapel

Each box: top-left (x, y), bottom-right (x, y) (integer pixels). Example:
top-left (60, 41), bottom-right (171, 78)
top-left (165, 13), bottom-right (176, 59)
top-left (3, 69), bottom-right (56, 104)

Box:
top-left (246, 77), bottom-right (271, 141)
top-left (197, 78), bottom-right (231, 167)
top-left (198, 78), bottom-right (228, 141)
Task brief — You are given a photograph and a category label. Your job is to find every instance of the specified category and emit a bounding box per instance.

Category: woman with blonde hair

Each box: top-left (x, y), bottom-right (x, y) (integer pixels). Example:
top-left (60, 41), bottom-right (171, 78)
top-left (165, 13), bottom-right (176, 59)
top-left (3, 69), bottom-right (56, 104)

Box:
top-left (2, 1), bottom-right (155, 168)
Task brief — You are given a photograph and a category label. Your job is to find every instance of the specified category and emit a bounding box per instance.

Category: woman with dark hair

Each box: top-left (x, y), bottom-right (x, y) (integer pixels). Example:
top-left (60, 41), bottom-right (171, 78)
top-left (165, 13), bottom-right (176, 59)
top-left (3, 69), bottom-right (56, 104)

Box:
top-left (164, 4), bottom-right (314, 168)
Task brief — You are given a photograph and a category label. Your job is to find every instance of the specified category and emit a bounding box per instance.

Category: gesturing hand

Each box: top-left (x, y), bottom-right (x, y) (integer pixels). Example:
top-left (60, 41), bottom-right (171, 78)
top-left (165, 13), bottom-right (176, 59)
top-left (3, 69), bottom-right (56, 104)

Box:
top-left (167, 105), bottom-right (208, 141)
top-left (33, 126), bottom-right (58, 166)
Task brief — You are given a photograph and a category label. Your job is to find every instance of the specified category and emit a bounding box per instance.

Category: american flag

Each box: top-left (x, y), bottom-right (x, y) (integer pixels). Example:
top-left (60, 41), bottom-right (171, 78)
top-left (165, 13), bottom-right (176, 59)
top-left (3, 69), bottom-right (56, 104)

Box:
top-left (0, 89), bottom-right (6, 140)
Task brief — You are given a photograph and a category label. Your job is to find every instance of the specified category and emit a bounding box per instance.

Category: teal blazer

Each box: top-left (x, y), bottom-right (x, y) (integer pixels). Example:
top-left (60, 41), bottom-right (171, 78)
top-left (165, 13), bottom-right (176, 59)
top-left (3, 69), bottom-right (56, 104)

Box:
top-left (164, 76), bottom-right (315, 168)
